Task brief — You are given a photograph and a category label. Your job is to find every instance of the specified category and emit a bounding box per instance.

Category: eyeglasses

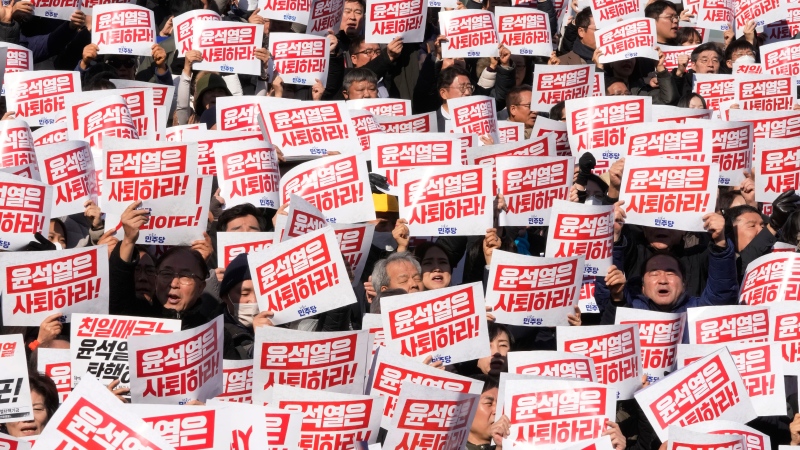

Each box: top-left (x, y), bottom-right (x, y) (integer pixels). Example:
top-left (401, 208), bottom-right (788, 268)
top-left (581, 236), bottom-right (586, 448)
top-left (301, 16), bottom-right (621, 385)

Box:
top-left (157, 270), bottom-right (201, 285)
top-left (107, 58), bottom-right (136, 69)
top-left (343, 7), bottom-right (363, 15)
top-left (450, 83), bottom-right (474, 94)
top-left (135, 266), bottom-right (157, 276)
top-left (354, 48), bottom-right (380, 57)
top-left (697, 57), bottom-right (720, 65)
top-left (659, 14), bottom-right (679, 22)
top-left (514, 103), bottom-right (532, 108)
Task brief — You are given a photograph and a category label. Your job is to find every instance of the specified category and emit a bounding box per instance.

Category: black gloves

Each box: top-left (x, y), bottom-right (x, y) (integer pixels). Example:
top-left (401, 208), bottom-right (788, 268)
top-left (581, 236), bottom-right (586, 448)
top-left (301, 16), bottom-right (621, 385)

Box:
top-left (771, 189), bottom-right (800, 230)
top-left (25, 233), bottom-right (57, 251)
top-left (576, 153), bottom-right (596, 203)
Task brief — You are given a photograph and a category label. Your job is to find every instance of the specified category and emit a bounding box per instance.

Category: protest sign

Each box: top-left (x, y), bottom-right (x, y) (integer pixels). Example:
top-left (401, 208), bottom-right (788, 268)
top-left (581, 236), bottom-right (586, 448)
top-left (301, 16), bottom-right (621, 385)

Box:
top-left (192, 21), bottom-right (264, 75)
top-left (264, 385), bottom-right (383, 448)
top-left (258, 0), bottom-right (311, 23)
top-left (439, 10), bottom-right (499, 58)
top-left (397, 165), bottom-right (492, 237)
top-left (545, 200), bottom-right (614, 276)
top-left (624, 122), bottom-right (712, 162)
top-left (0, 119), bottom-right (34, 170)
top-left (349, 109), bottom-right (383, 151)
top-left (652, 105), bottom-right (713, 123)
top-left (29, 0), bottom-right (78, 20)
top-left (729, 109), bottom-right (800, 142)
top-left (666, 426), bottom-right (746, 450)
top-left (253, 328), bottom-right (369, 398)
top-left (35, 141), bottom-right (97, 217)
top-left (687, 305), bottom-right (770, 344)
top-left (500, 376), bottom-right (616, 448)
top-left (467, 134), bottom-right (557, 193)
top-left (589, 0), bottom-right (642, 28)
top-left (182, 129), bottom-right (264, 176)
top-left (365, 0), bottom-right (426, 43)
top-left (215, 139), bottom-right (280, 209)
top-left (0, 246), bottom-right (107, 326)
top-left (615, 309), bottom-right (684, 384)
top-left (694, 74), bottom-right (735, 117)
top-left (172, 9), bottom-right (221, 57)
top-left (486, 251), bottom-right (582, 327)
top-left (269, 33), bottom-right (330, 86)
top-left (74, 95), bottom-right (141, 150)
top-left (366, 348), bottom-right (484, 429)
top-left (216, 232), bottom-right (274, 268)
top-left (307, 0), bottom-right (344, 36)
top-left (686, 119), bottom-right (751, 186)
top-left (216, 359), bottom-right (253, 403)
top-left (0, 335), bottom-right (33, 423)
top-left (761, 39), bottom-right (800, 76)
top-left (619, 156), bottom-right (718, 231)
top-left (634, 347), bottom-right (757, 441)
top-left (381, 283), bottom-right (489, 365)
top-left (497, 120), bottom-right (523, 143)
top-left (596, 18), bottom-right (658, 64)
top-left (63, 88), bottom-right (154, 140)
top-left (734, 0), bottom-right (785, 34)
top-left (91, 4), bottom-right (156, 56)
top-left (215, 96), bottom-right (269, 133)
top-left (533, 116), bottom-right (571, 156)
top-left (0, 43), bottom-right (32, 96)
top-left (376, 111), bottom-right (438, 133)
top-left (263, 99), bottom-right (359, 159)
top-left (677, 341), bottom-right (786, 416)
top-left (754, 137), bottom-right (800, 204)
top-left (531, 65), bottom-right (594, 112)
top-left (497, 155), bottom-right (573, 226)
top-left (369, 132), bottom-right (461, 193)
top-left (80, 0), bottom-right (136, 15)
top-left (733, 61), bottom-right (764, 74)
top-left (363, 314), bottom-right (384, 362)
top-left (495, 7), bottom-right (552, 57)
top-left (38, 347), bottom-right (71, 402)
top-left (248, 227), bottom-right (357, 325)
top-left (70, 313), bottom-right (180, 392)
top-left (280, 153), bottom-right (374, 223)
top-left (565, 95), bottom-right (651, 159)
top-left (32, 123), bottom-right (68, 150)
top-left (279, 194), bottom-right (327, 242)
top-left (661, 44), bottom-right (696, 72)
top-left (685, 420), bottom-right (771, 450)
top-left (111, 79), bottom-right (176, 141)
top-left (769, 301), bottom-right (800, 375)
top-left (127, 316), bottom-right (224, 404)
top-left (0, 434), bottom-right (31, 450)
top-left (694, 0), bottom-right (734, 30)
top-left (332, 222), bottom-right (374, 286)
top-left (446, 95), bottom-right (499, 143)
top-left (382, 382), bottom-right (479, 450)
top-left (5, 70), bottom-right (81, 127)
top-left (35, 375), bottom-right (174, 450)
top-left (557, 324), bottom-right (643, 400)
top-left (0, 163), bottom-right (39, 180)
top-left (564, 438), bottom-right (616, 450)
top-left (507, 350), bottom-right (596, 381)
top-left (734, 73), bottom-right (797, 111)
top-left (0, 173), bottom-right (51, 251)
top-left (347, 98), bottom-right (410, 117)
top-left (165, 124), bottom-right (207, 141)
top-left (740, 252), bottom-right (800, 305)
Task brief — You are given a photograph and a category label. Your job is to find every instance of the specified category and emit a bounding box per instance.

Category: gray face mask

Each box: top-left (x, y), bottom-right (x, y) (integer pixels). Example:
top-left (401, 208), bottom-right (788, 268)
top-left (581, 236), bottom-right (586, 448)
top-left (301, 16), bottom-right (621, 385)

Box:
top-left (233, 303), bottom-right (259, 328)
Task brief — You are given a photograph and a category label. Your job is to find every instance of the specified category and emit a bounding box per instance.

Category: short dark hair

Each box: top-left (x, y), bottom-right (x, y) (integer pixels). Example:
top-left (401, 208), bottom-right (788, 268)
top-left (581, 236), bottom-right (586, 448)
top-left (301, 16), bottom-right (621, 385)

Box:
top-left (506, 84), bottom-right (532, 108)
top-left (216, 203), bottom-right (266, 232)
top-left (413, 241), bottom-right (456, 269)
top-left (85, 78), bottom-right (117, 91)
top-left (691, 42), bottom-right (724, 64)
top-left (370, 288), bottom-right (407, 314)
top-left (725, 204), bottom-right (762, 225)
top-left (488, 322), bottom-right (514, 347)
top-left (605, 76), bottom-right (629, 90)
top-left (343, 68), bottom-right (378, 92)
top-left (725, 39), bottom-right (756, 63)
top-left (549, 101), bottom-right (566, 120)
top-left (676, 27), bottom-right (702, 45)
top-left (715, 188), bottom-right (743, 212)
top-left (781, 210), bottom-right (800, 246)
top-left (643, 252), bottom-right (686, 280)
top-left (349, 36), bottom-right (366, 57)
top-left (644, 0), bottom-right (677, 20)
top-left (29, 372), bottom-right (60, 423)
top-left (437, 65), bottom-right (471, 93)
top-left (575, 7), bottom-right (593, 30)
top-left (157, 246), bottom-right (209, 278)
top-left (676, 93), bottom-right (706, 109)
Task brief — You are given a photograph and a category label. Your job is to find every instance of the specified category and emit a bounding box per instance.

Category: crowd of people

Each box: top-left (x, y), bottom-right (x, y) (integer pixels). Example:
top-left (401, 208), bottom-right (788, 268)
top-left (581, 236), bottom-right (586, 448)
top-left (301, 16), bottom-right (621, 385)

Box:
top-left (2, 0), bottom-right (800, 448)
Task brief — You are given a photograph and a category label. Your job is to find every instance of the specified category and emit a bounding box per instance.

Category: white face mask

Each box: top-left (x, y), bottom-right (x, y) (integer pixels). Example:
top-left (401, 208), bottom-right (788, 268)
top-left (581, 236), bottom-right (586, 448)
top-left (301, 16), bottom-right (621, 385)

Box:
top-left (736, 55), bottom-right (756, 65)
top-left (51, 241), bottom-right (64, 250)
top-left (233, 303), bottom-right (259, 328)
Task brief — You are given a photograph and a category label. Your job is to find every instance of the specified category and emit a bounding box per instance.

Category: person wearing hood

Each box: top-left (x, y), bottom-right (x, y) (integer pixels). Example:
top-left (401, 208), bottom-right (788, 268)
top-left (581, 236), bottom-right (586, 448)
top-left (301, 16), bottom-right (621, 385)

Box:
top-left (218, 253), bottom-right (259, 359)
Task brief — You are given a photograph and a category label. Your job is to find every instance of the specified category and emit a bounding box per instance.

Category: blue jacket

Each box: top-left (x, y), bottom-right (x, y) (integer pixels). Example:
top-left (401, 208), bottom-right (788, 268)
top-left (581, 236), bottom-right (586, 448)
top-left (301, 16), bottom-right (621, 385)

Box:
top-left (595, 236), bottom-right (740, 341)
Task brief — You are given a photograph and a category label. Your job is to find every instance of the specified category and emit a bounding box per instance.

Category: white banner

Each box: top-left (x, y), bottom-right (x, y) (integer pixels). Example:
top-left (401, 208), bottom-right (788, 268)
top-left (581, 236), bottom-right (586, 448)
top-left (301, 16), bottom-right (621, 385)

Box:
top-left (0, 334), bottom-right (33, 423)
top-left (192, 21), bottom-right (264, 76)
top-left (269, 33), bottom-right (330, 86)
top-left (545, 200), bottom-right (614, 276)
top-left (438, 10), bottom-right (499, 58)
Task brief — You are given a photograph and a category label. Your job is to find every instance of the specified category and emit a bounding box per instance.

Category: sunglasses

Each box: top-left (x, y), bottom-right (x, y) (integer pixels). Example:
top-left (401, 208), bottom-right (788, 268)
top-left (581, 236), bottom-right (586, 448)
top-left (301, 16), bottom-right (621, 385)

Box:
top-left (107, 58), bottom-right (136, 69)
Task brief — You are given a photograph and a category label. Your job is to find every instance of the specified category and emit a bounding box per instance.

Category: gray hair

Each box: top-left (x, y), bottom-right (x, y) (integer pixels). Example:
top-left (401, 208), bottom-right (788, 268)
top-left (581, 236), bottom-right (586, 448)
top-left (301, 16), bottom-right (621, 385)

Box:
top-left (371, 252), bottom-right (421, 292)
top-left (343, 68), bottom-right (378, 92)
